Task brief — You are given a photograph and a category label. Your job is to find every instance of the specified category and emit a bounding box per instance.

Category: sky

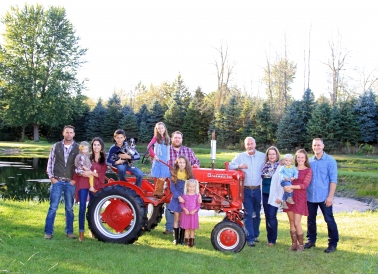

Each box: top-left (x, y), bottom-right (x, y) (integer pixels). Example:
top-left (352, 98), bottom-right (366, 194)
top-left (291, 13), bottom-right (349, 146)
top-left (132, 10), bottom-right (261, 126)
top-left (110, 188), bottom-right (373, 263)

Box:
top-left (1, 0), bottom-right (378, 101)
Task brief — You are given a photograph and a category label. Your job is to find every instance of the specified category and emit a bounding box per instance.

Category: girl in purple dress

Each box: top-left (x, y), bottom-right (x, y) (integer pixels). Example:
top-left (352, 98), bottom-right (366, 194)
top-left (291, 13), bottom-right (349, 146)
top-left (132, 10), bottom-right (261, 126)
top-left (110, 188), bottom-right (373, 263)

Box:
top-left (180, 179), bottom-right (201, 247)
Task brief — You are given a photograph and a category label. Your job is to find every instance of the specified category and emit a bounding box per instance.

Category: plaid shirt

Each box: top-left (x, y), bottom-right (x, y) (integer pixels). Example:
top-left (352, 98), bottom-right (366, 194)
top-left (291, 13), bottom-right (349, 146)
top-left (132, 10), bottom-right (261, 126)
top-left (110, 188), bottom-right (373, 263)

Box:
top-left (169, 145), bottom-right (200, 167)
top-left (46, 140), bottom-right (76, 178)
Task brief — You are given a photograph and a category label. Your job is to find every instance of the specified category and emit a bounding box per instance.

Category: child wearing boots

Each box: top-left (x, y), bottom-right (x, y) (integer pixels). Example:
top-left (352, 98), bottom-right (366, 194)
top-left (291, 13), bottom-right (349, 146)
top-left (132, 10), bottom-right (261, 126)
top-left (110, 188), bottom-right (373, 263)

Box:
top-left (147, 122), bottom-right (170, 198)
top-left (180, 179), bottom-right (201, 247)
top-left (280, 154), bottom-right (298, 209)
top-left (168, 155), bottom-right (193, 245)
top-left (75, 141), bottom-right (96, 192)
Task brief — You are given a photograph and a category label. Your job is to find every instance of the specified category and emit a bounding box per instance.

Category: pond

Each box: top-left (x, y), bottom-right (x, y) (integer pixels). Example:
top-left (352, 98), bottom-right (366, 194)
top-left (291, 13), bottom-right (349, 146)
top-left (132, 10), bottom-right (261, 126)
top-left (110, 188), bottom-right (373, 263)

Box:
top-left (0, 157), bottom-right (117, 201)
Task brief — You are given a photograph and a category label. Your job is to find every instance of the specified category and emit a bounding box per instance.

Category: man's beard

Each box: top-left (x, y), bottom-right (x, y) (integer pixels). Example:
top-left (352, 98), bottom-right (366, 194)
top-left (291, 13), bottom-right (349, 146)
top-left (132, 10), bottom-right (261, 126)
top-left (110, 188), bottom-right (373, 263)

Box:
top-left (172, 142), bottom-right (181, 148)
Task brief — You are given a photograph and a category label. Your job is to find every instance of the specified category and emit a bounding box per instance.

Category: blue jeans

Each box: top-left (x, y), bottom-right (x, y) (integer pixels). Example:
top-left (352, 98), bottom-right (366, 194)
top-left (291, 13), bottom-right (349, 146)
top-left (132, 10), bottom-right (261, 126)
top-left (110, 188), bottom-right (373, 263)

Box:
top-left (262, 193), bottom-right (278, 244)
top-left (281, 180), bottom-right (293, 200)
top-left (44, 181), bottom-right (75, 235)
top-left (164, 203), bottom-right (174, 231)
top-left (243, 188), bottom-right (261, 243)
top-left (78, 189), bottom-right (89, 232)
top-left (115, 163), bottom-right (143, 187)
top-left (307, 201), bottom-right (339, 247)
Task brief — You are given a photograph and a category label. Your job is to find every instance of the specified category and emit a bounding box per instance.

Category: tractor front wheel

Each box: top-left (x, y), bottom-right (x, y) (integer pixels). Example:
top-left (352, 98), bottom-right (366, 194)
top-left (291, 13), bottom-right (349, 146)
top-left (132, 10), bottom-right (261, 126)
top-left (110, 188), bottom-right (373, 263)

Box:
top-left (86, 185), bottom-right (147, 244)
top-left (211, 221), bottom-right (246, 252)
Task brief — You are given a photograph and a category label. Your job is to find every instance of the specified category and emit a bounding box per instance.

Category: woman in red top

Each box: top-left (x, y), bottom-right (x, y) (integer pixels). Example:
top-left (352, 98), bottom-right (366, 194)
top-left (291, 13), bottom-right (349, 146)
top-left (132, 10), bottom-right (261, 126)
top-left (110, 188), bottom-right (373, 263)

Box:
top-left (283, 149), bottom-right (312, 252)
top-left (75, 137), bottom-right (107, 241)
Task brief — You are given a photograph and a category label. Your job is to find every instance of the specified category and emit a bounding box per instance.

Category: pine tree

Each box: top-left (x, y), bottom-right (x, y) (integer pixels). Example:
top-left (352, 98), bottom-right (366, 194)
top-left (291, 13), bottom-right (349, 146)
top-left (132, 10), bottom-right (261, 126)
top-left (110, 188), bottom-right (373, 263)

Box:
top-left (138, 121), bottom-right (151, 143)
top-left (338, 100), bottom-right (361, 145)
top-left (182, 100), bottom-right (202, 145)
top-left (136, 104), bottom-right (150, 126)
top-left (164, 90), bottom-right (184, 133)
top-left (354, 90), bottom-right (378, 143)
top-left (251, 102), bottom-right (276, 146)
top-left (212, 105), bottom-right (227, 147)
top-left (72, 106), bottom-right (90, 142)
top-left (147, 100), bottom-right (165, 131)
top-left (121, 112), bottom-right (139, 138)
top-left (276, 101), bottom-right (304, 150)
top-left (102, 93), bottom-right (123, 141)
top-left (86, 99), bottom-right (106, 140)
top-left (223, 95), bottom-right (242, 145)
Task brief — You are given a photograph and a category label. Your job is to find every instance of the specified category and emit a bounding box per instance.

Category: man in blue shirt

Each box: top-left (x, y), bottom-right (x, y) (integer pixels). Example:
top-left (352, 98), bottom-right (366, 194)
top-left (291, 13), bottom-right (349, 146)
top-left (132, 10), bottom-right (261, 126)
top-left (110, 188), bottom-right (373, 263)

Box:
top-left (229, 137), bottom-right (265, 247)
top-left (305, 138), bottom-right (339, 253)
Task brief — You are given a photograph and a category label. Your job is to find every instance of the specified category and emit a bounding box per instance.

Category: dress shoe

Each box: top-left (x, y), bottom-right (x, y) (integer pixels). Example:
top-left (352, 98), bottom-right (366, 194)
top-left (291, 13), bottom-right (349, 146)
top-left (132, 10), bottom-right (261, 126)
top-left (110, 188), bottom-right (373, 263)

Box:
top-left (44, 234), bottom-right (53, 240)
top-left (304, 241), bottom-right (316, 249)
top-left (66, 233), bottom-right (77, 239)
top-left (162, 230), bottom-right (173, 235)
top-left (267, 242), bottom-right (275, 247)
top-left (324, 246), bottom-right (337, 253)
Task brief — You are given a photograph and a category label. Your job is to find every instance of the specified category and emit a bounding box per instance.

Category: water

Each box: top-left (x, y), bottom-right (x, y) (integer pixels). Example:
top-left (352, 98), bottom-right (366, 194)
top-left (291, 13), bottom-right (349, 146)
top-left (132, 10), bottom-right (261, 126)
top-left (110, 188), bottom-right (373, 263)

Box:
top-left (0, 157), bottom-right (117, 201)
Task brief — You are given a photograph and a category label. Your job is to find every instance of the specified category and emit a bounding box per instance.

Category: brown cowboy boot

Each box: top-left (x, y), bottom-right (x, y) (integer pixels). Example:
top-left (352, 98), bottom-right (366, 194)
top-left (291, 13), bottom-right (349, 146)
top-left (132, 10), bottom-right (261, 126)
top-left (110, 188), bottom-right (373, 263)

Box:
top-left (184, 238), bottom-right (189, 246)
top-left (297, 234), bottom-right (304, 252)
top-left (289, 230), bottom-right (297, 251)
top-left (188, 238), bottom-right (195, 247)
top-left (79, 232), bottom-right (84, 242)
top-left (153, 178), bottom-right (165, 198)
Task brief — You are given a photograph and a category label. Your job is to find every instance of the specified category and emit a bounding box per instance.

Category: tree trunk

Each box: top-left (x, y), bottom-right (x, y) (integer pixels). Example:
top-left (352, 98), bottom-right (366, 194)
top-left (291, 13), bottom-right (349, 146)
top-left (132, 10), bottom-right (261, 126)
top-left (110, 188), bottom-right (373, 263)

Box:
top-left (21, 126), bottom-right (25, 142)
top-left (33, 123), bottom-right (39, 142)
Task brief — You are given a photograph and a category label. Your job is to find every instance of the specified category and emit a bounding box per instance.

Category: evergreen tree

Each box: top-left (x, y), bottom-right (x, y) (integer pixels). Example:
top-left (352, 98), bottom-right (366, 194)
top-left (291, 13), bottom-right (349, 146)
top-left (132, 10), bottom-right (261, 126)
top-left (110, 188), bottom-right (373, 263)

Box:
top-left (306, 102), bottom-right (342, 150)
top-left (86, 99), bottom-right (106, 140)
top-left (164, 90), bottom-right (184, 132)
top-left (72, 105), bottom-right (90, 142)
top-left (354, 90), bottom-right (378, 143)
top-left (121, 112), bottom-right (139, 138)
top-left (147, 100), bottom-right (165, 131)
top-left (182, 100), bottom-right (202, 145)
top-left (241, 119), bottom-right (253, 140)
top-left (223, 95), bottom-right (242, 145)
top-left (276, 101), bottom-right (304, 150)
top-left (338, 100), bottom-right (361, 145)
top-left (136, 104), bottom-right (150, 126)
top-left (251, 102), bottom-right (276, 146)
top-left (138, 121), bottom-right (151, 143)
top-left (173, 73), bottom-right (191, 109)
top-left (193, 87), bottom-right (213, 144)
top-left (102, 93), bottom-right (123, 141)
top-left (212, 105), bottom-right (227, 147)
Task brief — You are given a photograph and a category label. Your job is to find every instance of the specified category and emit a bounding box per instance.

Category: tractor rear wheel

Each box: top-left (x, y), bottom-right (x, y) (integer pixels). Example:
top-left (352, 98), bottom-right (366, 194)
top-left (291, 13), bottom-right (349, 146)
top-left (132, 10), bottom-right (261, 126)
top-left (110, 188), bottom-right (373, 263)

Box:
top-left (146, 203), bottom-right (164, 231)
top-left (87, 185), bottom-right (147, 244)
top-left (211, 221), bottom-right (246, 252)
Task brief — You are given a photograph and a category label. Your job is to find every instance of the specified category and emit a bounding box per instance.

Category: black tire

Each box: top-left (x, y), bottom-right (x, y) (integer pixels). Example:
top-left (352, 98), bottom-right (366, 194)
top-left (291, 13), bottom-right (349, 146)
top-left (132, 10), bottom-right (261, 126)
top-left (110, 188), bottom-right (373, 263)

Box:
top-left (145, 203), bottom-right (164, 231)
top-left (211, 221), bottom-right (246, 253)
top-left (141, 150), bottom-right (150, 164)
top-left (86, 185), bottom-right (147, 244)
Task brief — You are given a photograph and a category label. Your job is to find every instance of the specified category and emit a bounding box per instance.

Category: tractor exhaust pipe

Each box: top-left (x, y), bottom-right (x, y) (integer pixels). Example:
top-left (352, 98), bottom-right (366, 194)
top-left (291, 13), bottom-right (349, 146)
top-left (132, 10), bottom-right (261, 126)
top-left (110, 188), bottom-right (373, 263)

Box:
top-left (210, 130), bottom-right (216, 170)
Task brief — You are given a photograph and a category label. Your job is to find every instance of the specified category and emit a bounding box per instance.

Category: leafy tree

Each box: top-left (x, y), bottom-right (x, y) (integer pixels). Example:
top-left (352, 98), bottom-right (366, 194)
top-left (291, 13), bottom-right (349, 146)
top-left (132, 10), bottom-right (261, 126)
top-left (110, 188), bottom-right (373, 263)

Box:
top-left (251, 102), bottom-right (276, 146)
top-left (0, 4), bottom-right (87, 141)
top-left (102, 93), bottom-right (123, 141)
top-left (86, 98), bottom-right (106, 140)
top-left (354, 90), bottom-right (378, 143)
top-left (276, 101), bottom-right (304, 150)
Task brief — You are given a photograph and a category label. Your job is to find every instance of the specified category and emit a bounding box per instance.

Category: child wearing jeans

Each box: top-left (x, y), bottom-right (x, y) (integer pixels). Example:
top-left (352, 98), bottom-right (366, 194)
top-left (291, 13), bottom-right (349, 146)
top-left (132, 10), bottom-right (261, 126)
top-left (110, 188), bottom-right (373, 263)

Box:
top-left (106, 129), bottom-right (143, 187)
top-left (280, 154), bottom-right (298, 209)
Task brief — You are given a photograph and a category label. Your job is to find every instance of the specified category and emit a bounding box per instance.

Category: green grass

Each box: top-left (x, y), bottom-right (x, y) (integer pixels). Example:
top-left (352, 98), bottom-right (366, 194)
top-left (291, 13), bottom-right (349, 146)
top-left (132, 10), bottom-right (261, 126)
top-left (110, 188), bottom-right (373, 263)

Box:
top-left (1, 141), bottom-right (378, 197)
top-left (0, 199), bottom-right (377, 273)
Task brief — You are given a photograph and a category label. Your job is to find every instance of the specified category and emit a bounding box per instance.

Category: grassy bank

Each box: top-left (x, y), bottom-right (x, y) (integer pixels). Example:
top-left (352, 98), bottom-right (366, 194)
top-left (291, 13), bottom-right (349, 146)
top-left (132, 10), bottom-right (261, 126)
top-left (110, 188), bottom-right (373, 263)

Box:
top-left (1, 141), bottom-right (378, 198)
top-left (0, 199), bottom-right (377, 273)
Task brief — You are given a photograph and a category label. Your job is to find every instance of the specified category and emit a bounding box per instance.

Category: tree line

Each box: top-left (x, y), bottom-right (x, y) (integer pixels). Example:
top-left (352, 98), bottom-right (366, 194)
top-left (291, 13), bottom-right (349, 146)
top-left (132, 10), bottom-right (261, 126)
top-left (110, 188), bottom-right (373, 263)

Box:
top-left (1, 4), bottom-right (378, 153)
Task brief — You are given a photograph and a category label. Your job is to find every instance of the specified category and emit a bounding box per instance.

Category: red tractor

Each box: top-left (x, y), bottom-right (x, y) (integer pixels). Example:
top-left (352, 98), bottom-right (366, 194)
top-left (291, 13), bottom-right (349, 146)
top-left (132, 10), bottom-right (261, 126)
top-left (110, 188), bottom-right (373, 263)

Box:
top-left (86, 137), bottom-right (246, 252)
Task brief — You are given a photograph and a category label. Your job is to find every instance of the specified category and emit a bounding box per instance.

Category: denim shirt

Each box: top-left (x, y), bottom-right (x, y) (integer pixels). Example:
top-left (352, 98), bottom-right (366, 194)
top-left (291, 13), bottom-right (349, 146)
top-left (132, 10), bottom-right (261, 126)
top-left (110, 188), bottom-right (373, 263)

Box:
top-left (307, 152), bottom-right (338, 203)
top-left (229, 151), bottom-right (265, 187)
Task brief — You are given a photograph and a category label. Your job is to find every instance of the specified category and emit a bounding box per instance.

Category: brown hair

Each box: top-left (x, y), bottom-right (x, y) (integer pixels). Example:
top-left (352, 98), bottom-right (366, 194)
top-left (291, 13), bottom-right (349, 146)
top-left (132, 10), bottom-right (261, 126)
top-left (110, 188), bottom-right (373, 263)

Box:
top-left (63, 125), bottom-right (75, 132)
top-left (154, 122), bottom-right (170, 146)
top-left (295, 149), bottom-right (310, 168)
top-left (312, 138), bottom-right (324, 144)
top-left (170, 155), bottom-right (193, 184)
top-left (264, 146), bottom-right (280, 163)
top-left (90, 137), bottom-right (106, 165)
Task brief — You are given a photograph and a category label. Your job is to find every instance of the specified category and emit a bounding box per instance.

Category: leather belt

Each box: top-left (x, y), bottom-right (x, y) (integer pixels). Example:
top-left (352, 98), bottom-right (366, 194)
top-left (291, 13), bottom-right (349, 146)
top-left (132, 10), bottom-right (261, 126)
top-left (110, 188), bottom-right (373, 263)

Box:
top-left (54, 176), bottom-right (71, 182)
top-left (244, 185), bottom-right (260, 190)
